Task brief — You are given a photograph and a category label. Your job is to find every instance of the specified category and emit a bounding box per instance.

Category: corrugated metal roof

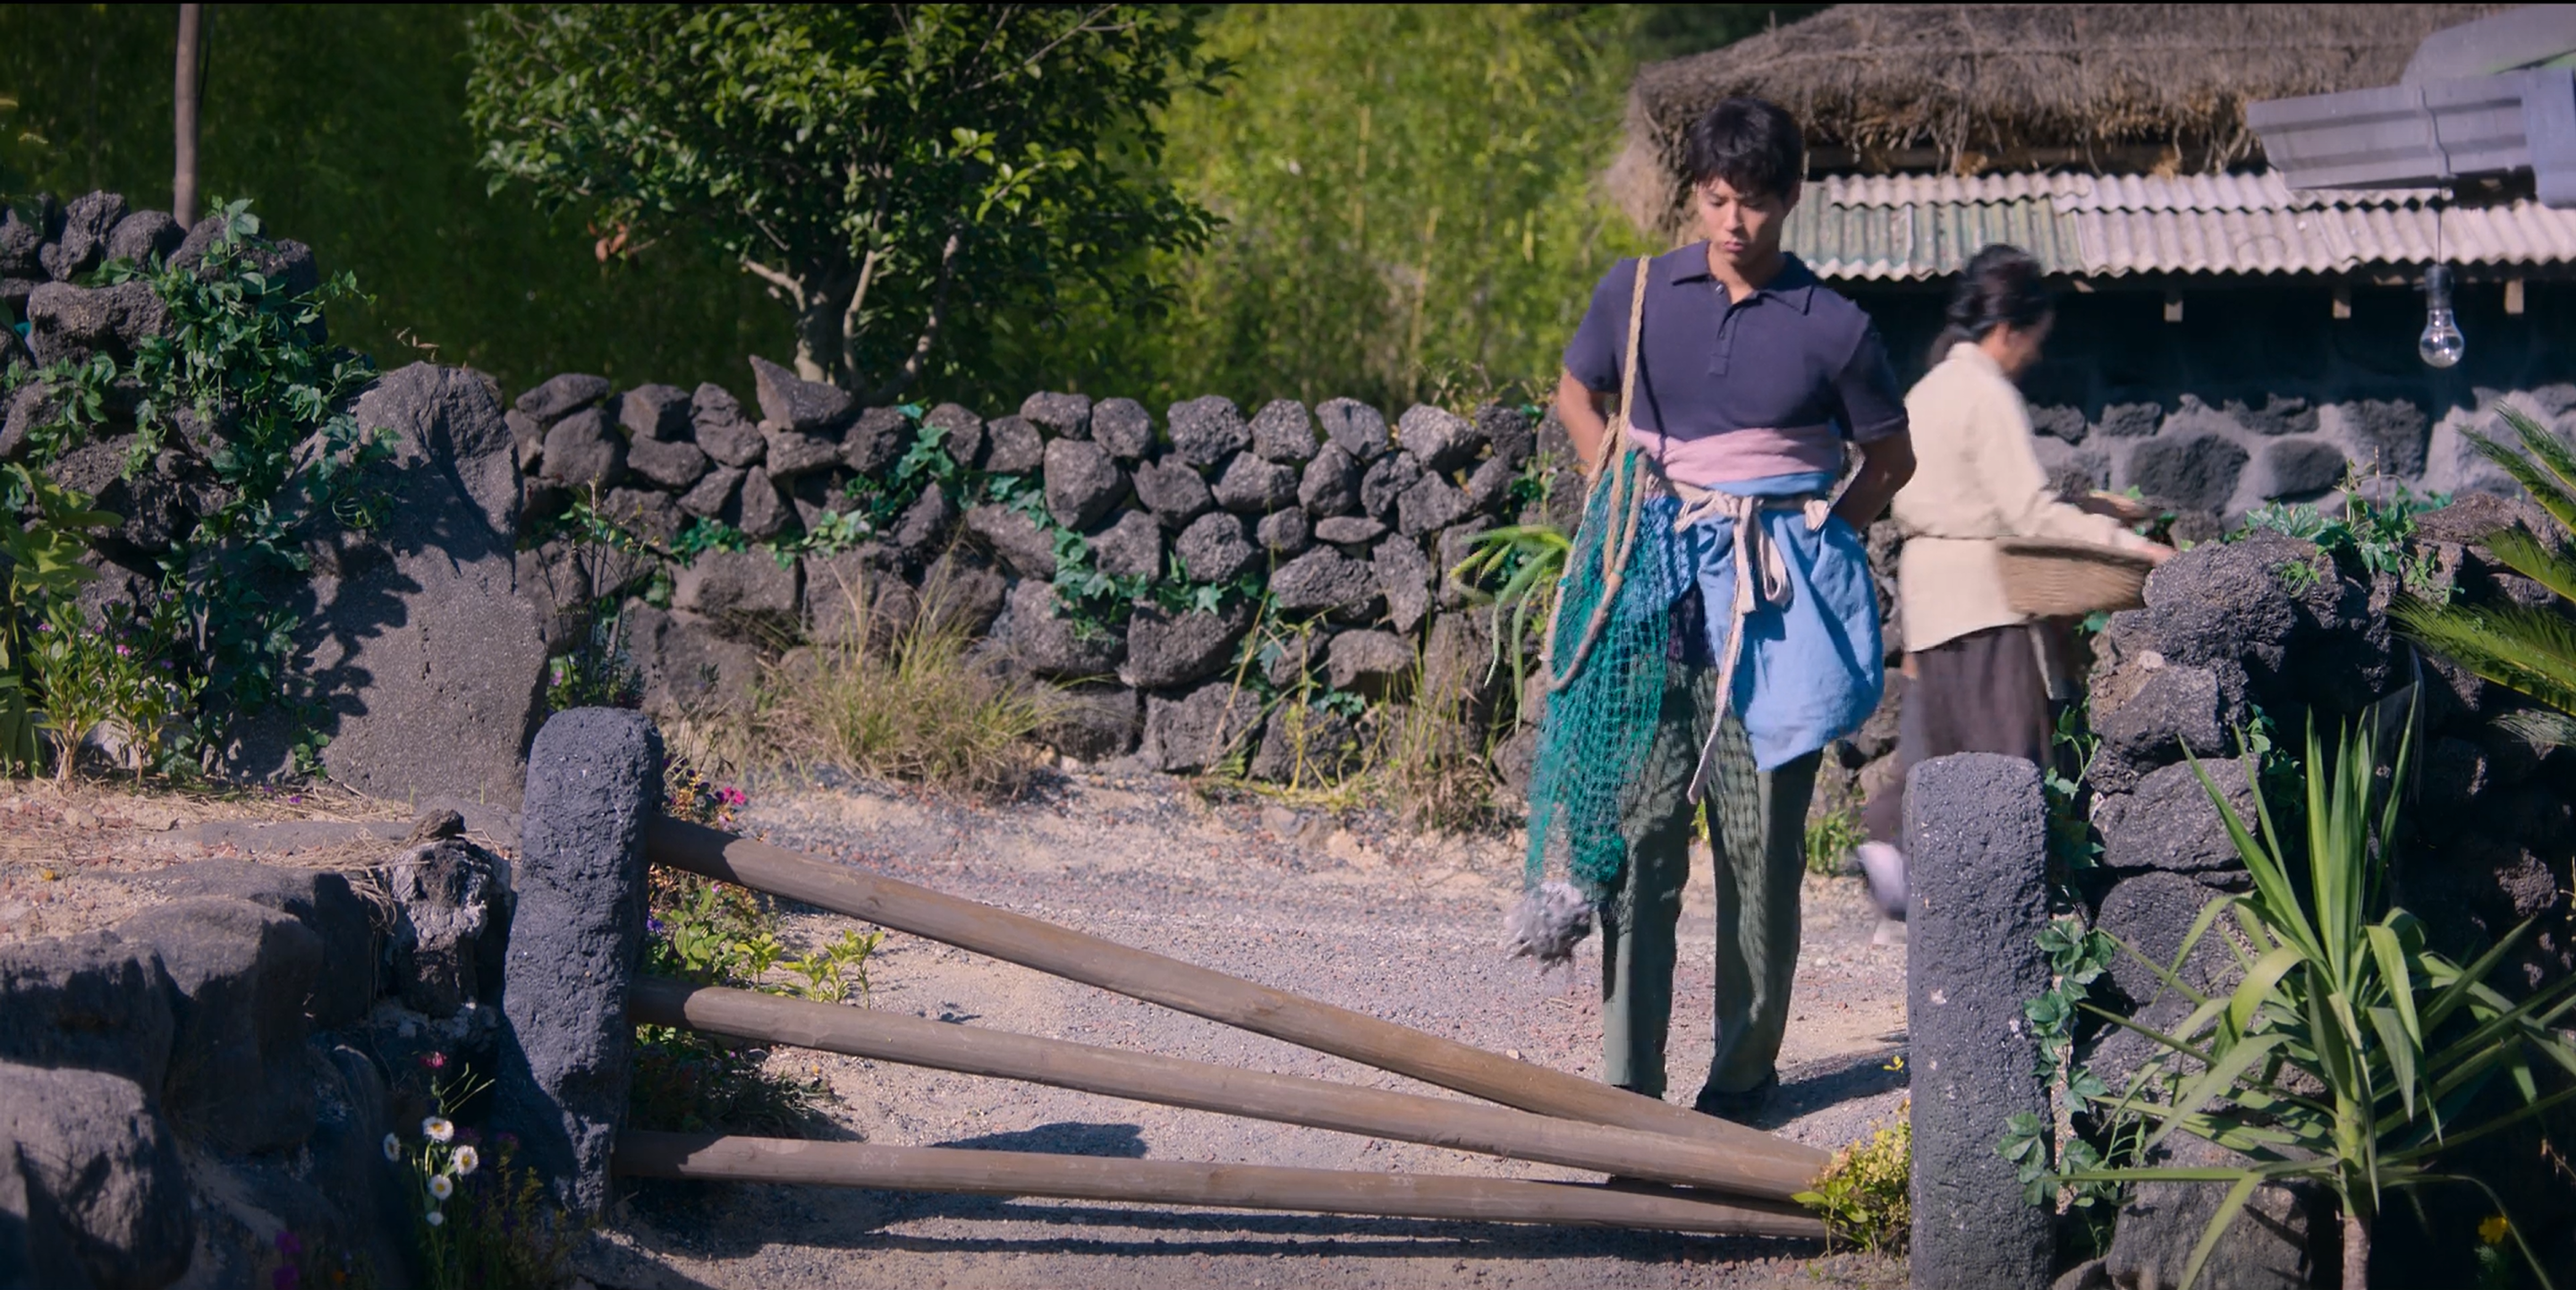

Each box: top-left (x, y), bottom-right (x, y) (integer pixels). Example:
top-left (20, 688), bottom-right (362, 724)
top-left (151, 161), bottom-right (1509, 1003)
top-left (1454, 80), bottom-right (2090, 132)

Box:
top-left (1784, 168), bottom-right (2576, 278)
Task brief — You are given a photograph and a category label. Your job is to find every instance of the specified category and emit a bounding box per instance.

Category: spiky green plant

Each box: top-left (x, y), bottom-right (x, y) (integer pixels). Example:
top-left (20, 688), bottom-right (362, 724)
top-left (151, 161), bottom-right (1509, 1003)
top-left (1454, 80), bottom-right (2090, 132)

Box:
top-left (2395, 405), bottom-right (2576, 746)
top-left (1449, 522), bottom-right (1570, 705)
top-left (2062, 712), bottom-right (2576, 1290)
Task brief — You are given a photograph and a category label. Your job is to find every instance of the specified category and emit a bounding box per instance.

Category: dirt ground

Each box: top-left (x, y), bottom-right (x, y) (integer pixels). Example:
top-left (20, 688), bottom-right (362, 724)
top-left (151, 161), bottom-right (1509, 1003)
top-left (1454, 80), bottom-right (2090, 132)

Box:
top-left (0, 770), bottom-right (1911, 1289)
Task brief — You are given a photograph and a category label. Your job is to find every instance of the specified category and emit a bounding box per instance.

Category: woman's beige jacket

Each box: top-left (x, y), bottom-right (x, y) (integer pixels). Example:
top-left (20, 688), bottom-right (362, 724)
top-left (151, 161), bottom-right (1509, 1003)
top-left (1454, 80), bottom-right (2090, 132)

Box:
top-left (1891, 343), bottom-right (2156, 652)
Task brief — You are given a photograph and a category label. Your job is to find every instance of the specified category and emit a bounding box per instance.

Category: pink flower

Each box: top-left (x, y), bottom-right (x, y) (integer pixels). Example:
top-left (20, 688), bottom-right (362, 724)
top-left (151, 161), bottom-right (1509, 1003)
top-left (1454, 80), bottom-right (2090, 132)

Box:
top-left (422, 1051), bottom-right (447, 1070)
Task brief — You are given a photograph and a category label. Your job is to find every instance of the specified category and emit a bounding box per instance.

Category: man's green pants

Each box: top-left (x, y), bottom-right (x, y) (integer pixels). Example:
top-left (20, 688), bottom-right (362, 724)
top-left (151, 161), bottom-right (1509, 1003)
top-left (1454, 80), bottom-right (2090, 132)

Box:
top-left (1600, 667), bottom-right (1819, 1102)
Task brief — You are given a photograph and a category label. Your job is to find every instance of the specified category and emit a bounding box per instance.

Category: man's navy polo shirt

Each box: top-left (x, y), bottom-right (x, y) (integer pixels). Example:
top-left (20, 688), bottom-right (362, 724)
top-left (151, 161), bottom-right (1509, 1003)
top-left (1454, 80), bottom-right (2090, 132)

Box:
top-left (1563, 245), bottom-right (1907, 448)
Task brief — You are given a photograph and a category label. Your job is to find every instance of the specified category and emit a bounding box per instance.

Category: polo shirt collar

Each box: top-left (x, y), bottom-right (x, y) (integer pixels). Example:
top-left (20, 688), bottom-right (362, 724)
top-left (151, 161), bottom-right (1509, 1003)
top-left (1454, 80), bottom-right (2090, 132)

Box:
top-left (1660, 244), bottom-right (1817, 313)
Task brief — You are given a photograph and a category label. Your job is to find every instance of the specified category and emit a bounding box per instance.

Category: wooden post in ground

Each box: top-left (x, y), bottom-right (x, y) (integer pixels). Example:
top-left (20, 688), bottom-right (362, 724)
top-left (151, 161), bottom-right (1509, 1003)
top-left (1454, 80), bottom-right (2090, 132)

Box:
top-left (645, 818), bottom-right (1824, 1177)
top-left (613, 1131), bottom-right (1826, 1238)
top-left (631, 977), bottom-right (1814, 1200)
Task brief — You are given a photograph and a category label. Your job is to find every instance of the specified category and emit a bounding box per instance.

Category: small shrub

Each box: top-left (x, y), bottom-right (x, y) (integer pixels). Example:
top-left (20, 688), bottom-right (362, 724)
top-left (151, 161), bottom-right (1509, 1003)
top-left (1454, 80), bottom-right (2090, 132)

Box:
top-left (1374, 663), bottom-right (1500, 832)
top-left (1802, 803), bottom-right (1865, 878)
top-left (755, 566), bottom-right (1068, 795)
top-left (1794, 1100), bottom-right (1911, 1253)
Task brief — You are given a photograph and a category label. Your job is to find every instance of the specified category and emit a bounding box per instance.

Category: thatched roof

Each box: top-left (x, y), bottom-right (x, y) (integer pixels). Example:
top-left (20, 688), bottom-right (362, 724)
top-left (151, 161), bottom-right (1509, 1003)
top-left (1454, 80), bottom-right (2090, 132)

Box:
top-left (1612, 4), bottom-right (2510, 237)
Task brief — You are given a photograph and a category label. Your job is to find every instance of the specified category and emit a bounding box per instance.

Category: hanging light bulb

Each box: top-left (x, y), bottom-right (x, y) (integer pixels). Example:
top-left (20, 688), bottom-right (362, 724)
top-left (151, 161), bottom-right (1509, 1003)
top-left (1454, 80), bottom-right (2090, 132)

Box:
top-left (2419, 263), bottom-right (2464, 369)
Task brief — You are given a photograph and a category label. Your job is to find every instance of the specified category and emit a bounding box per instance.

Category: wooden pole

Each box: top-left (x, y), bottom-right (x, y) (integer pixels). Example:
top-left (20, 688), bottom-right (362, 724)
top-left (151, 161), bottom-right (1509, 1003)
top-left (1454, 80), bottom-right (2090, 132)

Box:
top-left (647, 819), bottom-right (1821, 1174)
top-left (173, 4), bottom-right (203, 228)
top-left (631, 978), bottom-right (1814, 1200)
top-left (613, 1131), bottom-right (1826, 1238)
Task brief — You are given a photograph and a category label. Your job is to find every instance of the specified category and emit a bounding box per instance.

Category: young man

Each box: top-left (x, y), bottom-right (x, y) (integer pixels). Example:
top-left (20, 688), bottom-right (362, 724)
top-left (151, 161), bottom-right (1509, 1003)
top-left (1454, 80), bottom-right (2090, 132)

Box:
top-left (1552, 96), bottom-right (1914, 1119)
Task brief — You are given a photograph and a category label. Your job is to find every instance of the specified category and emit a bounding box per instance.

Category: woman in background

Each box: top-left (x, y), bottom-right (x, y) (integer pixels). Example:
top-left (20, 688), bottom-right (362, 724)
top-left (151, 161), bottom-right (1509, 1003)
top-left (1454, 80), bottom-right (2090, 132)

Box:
top-left (1855, 244), bottom-right (2172, 929)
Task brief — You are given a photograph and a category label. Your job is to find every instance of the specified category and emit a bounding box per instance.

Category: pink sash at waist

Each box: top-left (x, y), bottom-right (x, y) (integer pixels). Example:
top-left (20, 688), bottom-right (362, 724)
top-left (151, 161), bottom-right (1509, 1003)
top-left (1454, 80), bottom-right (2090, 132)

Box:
top-left (1626, 423), bottom-right (1843, 488)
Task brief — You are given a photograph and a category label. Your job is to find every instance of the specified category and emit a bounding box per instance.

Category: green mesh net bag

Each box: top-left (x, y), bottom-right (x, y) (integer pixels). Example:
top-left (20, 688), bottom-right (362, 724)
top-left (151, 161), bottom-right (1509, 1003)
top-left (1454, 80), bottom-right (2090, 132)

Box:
top-left (1505, 445), bottom-right (1678, 965)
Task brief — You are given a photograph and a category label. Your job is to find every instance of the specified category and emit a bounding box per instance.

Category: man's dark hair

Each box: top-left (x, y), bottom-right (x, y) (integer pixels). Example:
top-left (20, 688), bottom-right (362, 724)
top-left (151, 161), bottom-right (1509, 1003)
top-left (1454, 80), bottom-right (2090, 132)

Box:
top-left (1682, 97), bottom-right (1805, 199)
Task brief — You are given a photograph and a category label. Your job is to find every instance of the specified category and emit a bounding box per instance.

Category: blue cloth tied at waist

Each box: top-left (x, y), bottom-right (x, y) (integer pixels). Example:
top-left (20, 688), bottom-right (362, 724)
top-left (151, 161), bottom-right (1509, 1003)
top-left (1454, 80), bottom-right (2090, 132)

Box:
top-left (1623, 469), bottom-right (1885, 774)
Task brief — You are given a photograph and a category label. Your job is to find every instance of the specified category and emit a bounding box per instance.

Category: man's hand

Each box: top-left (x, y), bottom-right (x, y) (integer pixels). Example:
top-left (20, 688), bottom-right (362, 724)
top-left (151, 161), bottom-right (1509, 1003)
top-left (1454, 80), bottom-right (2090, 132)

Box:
top-left (1832, 432), bottom-right (1916, 531)
top-left (1555, 369), bottom-right (1614, 475)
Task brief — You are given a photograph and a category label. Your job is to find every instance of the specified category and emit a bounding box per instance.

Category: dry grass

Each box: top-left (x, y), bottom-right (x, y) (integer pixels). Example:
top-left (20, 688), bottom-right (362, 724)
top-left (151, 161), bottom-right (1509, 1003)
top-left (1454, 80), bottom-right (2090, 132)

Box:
top-left (752, 565), bottom-right (1069, 797)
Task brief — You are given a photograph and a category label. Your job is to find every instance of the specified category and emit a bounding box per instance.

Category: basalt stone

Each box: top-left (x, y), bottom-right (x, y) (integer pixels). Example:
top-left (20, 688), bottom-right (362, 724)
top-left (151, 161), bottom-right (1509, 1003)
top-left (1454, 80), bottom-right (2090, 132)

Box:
top-left (891, 480), bottom-right (958, 558)
top-left (1261, 629), bottom-right (1330, 688)
top-left (838, 406), bottom-right (905, 474)
top-left (1249, 706), bottom-right (1363, 783)
top-left (2091, 658), bottom-right (2229, 774)
top-left (1360, 452), bottom-right (1425, 522)
top-left (1463, 455), bottom-right (1517, 511)
top-left (150, 860), bottom-right (382, 1030)
top-left (0, 385), bottom-right (52, 462)
top-left (2095, 759), bottom-right (2258, 877)
top-left (735, 465), bottom-right (791, 539)
top-left (623, 603), bottom-right (761, 717)
top-left (1142, 682), bottom-right (1262, 774)
top-left (0, 318), bottom-right (28, 378)
top-left (1326, 628), bottom-right (1412, 691)
top-left (925, 403), bottom-right (986, 469)
top-left (1250, 399), bottom-right (1319, 463)
top-left (0, 276), bottom-right (38, 321)
top-left (692, 407), bottom-right (767, 469)
top-left (53, 442), bottom-right (195, 560)
top-left (1001, 579), bottom-right (1123, 679)
top-left (1300, 444), bottom-right (1362, 517)
top-left (1168, 395), bottom-right (1250, 468)
top-left (978, 413), bottom-right (1045, 476)
top-left (1037, 683), bottom-right (1142, 761)
top-left (2096, 870), bottom-right (2241, 1012)
top-left (602, 487), bottom-right (685, 545)
top-left (1257, 507), bottom-right (1312, 556)
top-left (0, 931), bottom-right (175, 1091)
top-left (1396, 404), bottom-right (1479, 471)
top-left (2139, 535), bottom-right (2310, 679)
top-left (0, 1061), bottom-right (193, 1290)
top-left (1135, 457), bottom-right (1215, 526)
top-left (919, 552), bottom-right (1008, 638)
top-left (497, 708), bottom-right (662, 1218)
top-left (1396, 471), bottom-right (1468, 537)
top-left (1476, 401), bottom-right (1538, 468)
top-left (105, 208), bottom-right (183, 266)
top-left (1092, 397), bottom-right (1155, 460)
top-left (2029, 404), bottom-right (2088, 443)
top-left (2424, 736), bottom-right (2490, 811)
top-left (750, 353), bottom-right (853, 433)
top-left (506, 408), bottom-right (547, 471)
top-left (1214, 452), bottom-right (1298, 513)
top-left (2259, 437), bottom-right (2347, 500)
top-left (1269, 547), bottom-right (1378, 616)
top-left (964, 503), bottom-right (1058, 580)
top-left (518, 372), bottom-right (614, 423)
top-left (673, 547), bottom-right (801, 624)
top-left (1317, 397), bottom-right (1391, 462)
top-left (2033, 438), bottom-right (2112, 500)
top-left (1125, 601), bottom-right (1256, 690)
top-left (1176, 510), bottom-right (1255, 583)
top-left (118, 897), bottom-right (325, 1153)
top-left (627, 433), bottom-right (712, 489)
top-left (1375, 536), bottom-right (1436, 632)
top-left (539, 406), bottom-right (627, 488)
top-left (761, 420), bottom-right (844, 478)
top-left (2342, 397), bottom-right (2430, 476)
top-left (2224, 394), bottom-right (2318, 437)
top-left (2125, 433), bottom-right (2247, 513)
top-left (2102, 1136), bottom-right (2324, 1290)
top-left (1044, 438), bottom-right (1127, 530)
top-left (386, 837), bottom-right (507, 1018)
top-left (1089, 509), bottom-right (1164, 579)
top-left (1021, 390), bottom-right (1092, 439)
top-left (39, 191), bottom-right (124, 280)
top-left (25, 280), bottom-right (166, 366)
top-left (618, 382), bottom-right (693, 440)
top-left (678, 465), bottom-right (744, 520)
top-left (1904, 754), bottom-right (2055, 1289)
top-left (0, 207), bottom-right (42, 277)
top-left (2096, 402), bottom-right (2163, 438)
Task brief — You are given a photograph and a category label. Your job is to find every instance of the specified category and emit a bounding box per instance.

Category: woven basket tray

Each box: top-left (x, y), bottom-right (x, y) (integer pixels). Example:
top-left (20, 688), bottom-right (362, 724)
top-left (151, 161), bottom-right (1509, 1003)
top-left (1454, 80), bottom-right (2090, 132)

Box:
top-left (1996, 538), bottom-right (2155, 617)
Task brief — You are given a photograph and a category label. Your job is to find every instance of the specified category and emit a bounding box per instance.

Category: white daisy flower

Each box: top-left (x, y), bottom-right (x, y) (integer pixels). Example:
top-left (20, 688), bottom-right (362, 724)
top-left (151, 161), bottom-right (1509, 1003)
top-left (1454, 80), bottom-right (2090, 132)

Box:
top-left (423, 1116), bottom-right (454, 1143)
top-left (382, 1133), bottom-right (401, 1162)
top-left (451, 1146), bottom-right (479, 1175)
top-left (429, 1175), bottom-right (454, 1201)
top-left (425, 1209), bottom-right (445, 1227)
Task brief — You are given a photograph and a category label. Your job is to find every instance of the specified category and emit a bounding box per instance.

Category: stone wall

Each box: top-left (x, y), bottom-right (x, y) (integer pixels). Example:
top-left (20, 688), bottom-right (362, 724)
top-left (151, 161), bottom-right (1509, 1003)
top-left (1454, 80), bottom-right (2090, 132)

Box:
top-left (507, 359), bottom-right (1571, 779)
top-left (1852, 280), bottom-right (2576, 531)
top-left (0, 817), bottom-right (518, 1288)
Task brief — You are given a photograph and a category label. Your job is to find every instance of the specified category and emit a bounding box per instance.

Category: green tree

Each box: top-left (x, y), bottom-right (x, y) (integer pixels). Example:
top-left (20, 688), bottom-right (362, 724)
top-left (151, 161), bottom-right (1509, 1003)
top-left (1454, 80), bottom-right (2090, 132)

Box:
top-left (467, 4), bottom-right (1222, 400)
top-left (0, 4), bottom-right (785, 397)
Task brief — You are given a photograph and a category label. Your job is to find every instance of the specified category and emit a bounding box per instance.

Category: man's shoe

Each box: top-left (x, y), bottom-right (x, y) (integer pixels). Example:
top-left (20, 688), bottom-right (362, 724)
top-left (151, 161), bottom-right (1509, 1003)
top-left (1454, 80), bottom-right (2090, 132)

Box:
top-left (1691, 1071), bottom-right (1779, 1123)
top-left (1856, 841), bottom-right (1908, 921)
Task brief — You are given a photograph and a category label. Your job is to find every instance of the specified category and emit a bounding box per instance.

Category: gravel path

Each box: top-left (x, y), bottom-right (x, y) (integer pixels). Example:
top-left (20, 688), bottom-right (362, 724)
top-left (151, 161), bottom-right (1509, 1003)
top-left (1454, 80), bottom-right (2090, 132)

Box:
top-left (586, 772), bottom-right (1911, 1290)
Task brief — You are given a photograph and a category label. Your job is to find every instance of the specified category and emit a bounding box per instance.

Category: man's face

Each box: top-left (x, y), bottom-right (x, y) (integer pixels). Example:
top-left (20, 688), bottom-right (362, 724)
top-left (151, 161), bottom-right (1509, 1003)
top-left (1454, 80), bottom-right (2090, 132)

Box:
top-left (1694, 176), bottom-right (1799, 270)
